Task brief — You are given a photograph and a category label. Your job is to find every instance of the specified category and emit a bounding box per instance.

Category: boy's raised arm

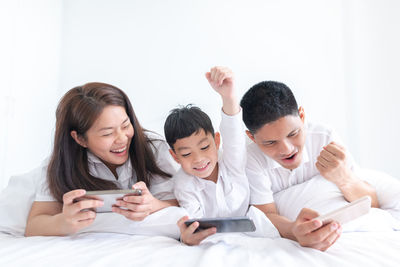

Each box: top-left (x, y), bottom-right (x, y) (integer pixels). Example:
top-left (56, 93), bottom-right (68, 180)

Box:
top-left (205, 66), bottom-right (246, 173)
top-left (205, 66), bottom-right (240, 116)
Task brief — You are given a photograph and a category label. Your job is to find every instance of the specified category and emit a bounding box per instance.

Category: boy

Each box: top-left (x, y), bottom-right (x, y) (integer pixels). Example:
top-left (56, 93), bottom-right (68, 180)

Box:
top-left (240, 81), bottom-right (379, 251)
top-left (164, 67), bottom-right (250, 245)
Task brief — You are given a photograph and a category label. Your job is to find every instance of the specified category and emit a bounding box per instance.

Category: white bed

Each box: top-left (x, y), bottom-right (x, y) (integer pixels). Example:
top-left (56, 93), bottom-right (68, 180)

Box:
top-left (1, 231), bottom-right (400, 266)
top-left (1, 168), bottom-right (400, 267)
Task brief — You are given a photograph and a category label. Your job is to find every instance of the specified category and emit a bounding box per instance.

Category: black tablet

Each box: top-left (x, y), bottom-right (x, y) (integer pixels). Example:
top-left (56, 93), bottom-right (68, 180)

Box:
top-left (184, 216), bottom-right (256, 233)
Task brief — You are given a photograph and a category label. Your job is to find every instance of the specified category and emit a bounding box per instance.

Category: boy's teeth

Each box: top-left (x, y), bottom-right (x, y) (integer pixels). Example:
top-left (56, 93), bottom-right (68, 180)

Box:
top-left (196, 163), bottom-right (208, 169)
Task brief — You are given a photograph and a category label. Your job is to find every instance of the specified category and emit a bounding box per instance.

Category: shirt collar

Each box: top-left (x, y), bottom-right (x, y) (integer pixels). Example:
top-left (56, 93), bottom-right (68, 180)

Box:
top-left (87, 150), bottom-right (103, 164)
top-left (86, 150), bottom-right (132, 183)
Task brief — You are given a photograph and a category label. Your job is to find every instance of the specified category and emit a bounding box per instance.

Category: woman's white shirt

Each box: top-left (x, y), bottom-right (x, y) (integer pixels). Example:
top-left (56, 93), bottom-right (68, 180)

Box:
top-left (35, 133), bottom-right (179, 202)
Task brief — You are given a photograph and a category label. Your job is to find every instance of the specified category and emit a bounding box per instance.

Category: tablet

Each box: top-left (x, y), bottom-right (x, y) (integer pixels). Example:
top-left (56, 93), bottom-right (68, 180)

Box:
top-left (315, 196), bottom-right (371, 225)
top-left (184, 216), bottom-right (256, 233)
top-left (76, 189), bottom-right (142, 213)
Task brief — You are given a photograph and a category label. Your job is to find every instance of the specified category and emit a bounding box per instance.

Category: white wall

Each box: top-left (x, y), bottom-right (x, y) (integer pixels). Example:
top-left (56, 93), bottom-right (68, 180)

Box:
top-left (0, 0), bottom-right (63, 189)
top-left (342, 0), bottom-right (400, 177)
top-left (1, 0), bottom-right (399, 190)
top-left (59, 0), bottom-right (348, 143)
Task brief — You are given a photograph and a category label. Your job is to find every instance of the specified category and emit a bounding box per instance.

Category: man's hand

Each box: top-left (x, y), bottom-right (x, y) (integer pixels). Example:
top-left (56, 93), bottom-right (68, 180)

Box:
top-left (317, 142), bottom-right (380, 207)
top-left (292, 208), bottom-right (342, 251)
top-left (316, 141), bottom-right (352, 186)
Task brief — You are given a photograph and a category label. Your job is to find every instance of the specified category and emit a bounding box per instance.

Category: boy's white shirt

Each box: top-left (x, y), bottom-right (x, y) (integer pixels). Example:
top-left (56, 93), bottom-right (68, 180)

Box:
top-left (35, 132), bottom-right (179, 202)
top-left (173, 110), bottom-right (250, 218)
top-left (246, 122), bottom-right (356, 205)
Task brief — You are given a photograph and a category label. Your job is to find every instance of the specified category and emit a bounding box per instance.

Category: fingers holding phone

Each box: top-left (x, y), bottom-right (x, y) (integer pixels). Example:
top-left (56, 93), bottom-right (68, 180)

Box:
top-left (112, 182), bottom-right (153, 221)
top-left (291, 208), bottom-right (342, 251)
top-left (60, 189), bottom-right (104, 233)
top-left (312, 224), bottom-right (343, 251)
top-left (177, 216), bottom-right (217, 246)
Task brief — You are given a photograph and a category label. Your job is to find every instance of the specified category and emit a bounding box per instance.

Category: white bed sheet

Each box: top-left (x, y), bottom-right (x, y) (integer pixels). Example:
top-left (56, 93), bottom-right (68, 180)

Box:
top-left (1, 231), bottom-right (400, 267)
top-left (1, 169), bottom-right (400, 267)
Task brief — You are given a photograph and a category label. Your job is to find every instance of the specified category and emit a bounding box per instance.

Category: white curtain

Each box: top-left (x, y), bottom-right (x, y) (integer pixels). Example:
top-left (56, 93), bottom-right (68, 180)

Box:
top-left (0, 0), bottom-right (62, 189)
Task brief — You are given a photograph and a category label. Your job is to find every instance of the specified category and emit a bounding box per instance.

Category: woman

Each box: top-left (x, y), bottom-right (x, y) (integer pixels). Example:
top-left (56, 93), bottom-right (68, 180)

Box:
top-left (25, 82), bottom-right (178, 236)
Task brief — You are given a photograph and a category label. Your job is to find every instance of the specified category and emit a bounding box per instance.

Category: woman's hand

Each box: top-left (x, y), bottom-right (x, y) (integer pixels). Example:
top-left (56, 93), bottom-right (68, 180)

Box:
top-left (177, 216), bottom-right (216, 246)
top-left (112, 181), bottom-right (165, 221)
top-left (59, 189), bottom-right (104, 234)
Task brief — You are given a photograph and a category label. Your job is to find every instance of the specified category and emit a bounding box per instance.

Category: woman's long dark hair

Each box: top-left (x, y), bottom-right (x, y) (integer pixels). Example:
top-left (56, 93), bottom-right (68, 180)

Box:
top-left (47, 82), bottom-right (171, 202)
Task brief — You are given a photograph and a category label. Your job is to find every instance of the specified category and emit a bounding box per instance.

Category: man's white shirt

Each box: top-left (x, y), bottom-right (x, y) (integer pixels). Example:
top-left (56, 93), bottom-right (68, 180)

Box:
top-left (246, 122), bottom-right (355, 205)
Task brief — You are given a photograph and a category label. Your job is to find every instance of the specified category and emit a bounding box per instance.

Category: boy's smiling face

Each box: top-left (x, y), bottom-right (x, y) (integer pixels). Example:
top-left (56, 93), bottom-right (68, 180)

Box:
top-left (247, 109), bottom-right (306, 170)
top-left (169, 129), bottom-right (220, 182)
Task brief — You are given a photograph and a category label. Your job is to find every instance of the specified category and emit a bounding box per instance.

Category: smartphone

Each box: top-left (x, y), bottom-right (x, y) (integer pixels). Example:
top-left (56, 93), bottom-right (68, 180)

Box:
top-left (76, 189), bottom-right (142, 213)
top-left (184, 216), bottom-right (256, 233)
top-left (315, 196), bottom-right (371, 225)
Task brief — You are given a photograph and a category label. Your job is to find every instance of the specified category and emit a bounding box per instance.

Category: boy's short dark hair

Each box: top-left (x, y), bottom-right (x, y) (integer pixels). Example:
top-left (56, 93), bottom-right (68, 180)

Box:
top-left (164, 104), bottom-right (215, 150)
top-left (240, 81), bottom-right (299, 134)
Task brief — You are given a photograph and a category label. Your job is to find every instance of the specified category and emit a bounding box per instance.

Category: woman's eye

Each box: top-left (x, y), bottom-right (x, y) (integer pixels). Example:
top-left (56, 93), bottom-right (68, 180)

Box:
top-left (102, 133), bottom-right (113, 137)
top-left (124, 123), bottom-right (130, 129)
top-left (201, 145), bottom-right (210, 150)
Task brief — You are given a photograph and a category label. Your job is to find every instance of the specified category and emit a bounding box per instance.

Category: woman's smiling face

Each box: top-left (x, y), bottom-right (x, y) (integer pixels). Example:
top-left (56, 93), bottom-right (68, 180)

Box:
top-left (77, 105), bottom-right (134, 171)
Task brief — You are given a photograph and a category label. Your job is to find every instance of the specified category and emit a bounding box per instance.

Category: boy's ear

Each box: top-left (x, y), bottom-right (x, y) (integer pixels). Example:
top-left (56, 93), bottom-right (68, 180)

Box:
top-left (169, 148), bottom-right (180, 164)
top-left (70, 130), bottom-right (88, 148)
top-left (299, 106), bottom-right (305, 123)
top-left (214, 132), bottom-right (221, 149)
top-left (246, 130), bottom-right (256, 143)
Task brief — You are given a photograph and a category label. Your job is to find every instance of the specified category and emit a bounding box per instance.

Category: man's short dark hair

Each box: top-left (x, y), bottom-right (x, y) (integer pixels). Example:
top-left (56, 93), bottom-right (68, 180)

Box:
top-left (240, 81), bottom-right (299, 134)
top-left (164, 104), bottom-right (214, 149)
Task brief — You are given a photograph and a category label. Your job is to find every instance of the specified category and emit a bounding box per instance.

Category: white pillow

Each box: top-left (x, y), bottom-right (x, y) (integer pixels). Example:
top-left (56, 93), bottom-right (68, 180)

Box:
top-left (273, 175), bottom-right (347, 221)
top-left (0, 165), bottom-right (44, 236)
top-left (245, 205), bottom-right (280, 238)
top-left (273, 171), bottom-right (400, 232)
top-left (355, 168), bottom-right (400, 220)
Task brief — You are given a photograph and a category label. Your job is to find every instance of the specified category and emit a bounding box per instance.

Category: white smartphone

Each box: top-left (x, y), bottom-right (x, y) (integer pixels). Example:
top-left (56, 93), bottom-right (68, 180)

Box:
top-left (315, 196), bottom-right (371, 225)
top-left (75, 189), bottom-right (142, 213)
top-left (184, 216), bottom-right (256, 233)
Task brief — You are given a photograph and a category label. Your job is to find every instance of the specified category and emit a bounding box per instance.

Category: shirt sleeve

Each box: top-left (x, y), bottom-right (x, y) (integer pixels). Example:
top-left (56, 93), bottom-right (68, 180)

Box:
top-left (173, 173), bottom-right (205, 218)
top-left (219, 109), bottom-right (247, 176)
top-left (246, 146), bottom-right (274, 205)
top-left (174, 190), bottom-right (204, 219)
top-left (34, 159), bottom-right (57, 202)
top-left (149, 137), bottom-right (180, 200)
